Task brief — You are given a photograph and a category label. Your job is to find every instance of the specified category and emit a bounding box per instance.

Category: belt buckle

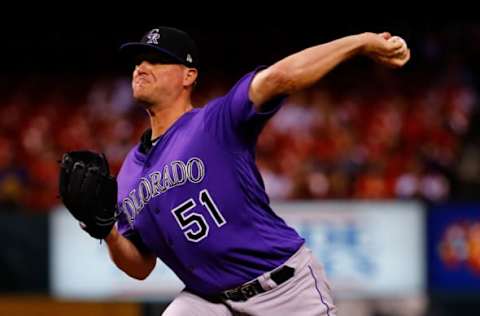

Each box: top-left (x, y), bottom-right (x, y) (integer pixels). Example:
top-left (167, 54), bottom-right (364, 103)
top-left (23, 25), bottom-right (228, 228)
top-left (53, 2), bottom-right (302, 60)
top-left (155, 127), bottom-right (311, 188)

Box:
top-left (223, 288), bottom-right (244, 301)
top-left (223, 283), bottom-right (258, 302)
top-left (240, 283), bottom-right (259, 300)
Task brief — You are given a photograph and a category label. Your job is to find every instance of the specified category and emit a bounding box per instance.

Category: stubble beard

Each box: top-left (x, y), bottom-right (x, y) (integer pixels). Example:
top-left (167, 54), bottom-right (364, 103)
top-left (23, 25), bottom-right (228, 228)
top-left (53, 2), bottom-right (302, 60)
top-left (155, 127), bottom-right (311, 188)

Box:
top-left (136, 98), bottom-right (154, 110)
top-left (133, 88), bottom-right (155, 109)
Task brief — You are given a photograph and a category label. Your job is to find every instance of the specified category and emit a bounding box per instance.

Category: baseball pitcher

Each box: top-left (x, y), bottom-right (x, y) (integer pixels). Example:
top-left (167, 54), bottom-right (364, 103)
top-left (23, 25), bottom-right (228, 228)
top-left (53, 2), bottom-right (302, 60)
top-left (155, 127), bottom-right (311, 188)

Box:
top-left (58, 26), bottom-right (410, 315)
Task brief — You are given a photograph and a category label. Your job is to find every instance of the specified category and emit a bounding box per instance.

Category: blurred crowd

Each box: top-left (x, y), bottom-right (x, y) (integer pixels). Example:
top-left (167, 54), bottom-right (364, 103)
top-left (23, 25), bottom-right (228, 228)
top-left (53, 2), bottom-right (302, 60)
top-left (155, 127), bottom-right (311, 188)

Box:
top-left (257, 66), bottom-right (478, 202)
top-left (0, 76), bottom-right (150, 211)
top-left (1, 37), bottom-right (480, 212)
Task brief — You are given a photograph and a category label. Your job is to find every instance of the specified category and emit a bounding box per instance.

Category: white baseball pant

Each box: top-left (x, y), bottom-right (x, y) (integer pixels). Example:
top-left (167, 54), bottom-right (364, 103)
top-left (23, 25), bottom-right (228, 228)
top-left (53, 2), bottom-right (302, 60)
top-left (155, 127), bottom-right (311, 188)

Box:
top-left (163, 245), bottom-right (336, 316)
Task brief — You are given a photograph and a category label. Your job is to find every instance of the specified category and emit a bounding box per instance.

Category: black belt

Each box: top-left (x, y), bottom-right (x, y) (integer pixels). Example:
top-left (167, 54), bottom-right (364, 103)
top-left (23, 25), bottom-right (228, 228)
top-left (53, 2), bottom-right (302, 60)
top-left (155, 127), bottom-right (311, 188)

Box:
top-left (214, 265), bottom-right (295, 302)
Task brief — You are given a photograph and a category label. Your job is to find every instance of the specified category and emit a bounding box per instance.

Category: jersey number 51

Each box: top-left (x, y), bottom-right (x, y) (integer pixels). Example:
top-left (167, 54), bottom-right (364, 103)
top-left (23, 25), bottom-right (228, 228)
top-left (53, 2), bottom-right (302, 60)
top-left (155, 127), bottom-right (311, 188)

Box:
top-left (171, 189), bottom-right (227, 242)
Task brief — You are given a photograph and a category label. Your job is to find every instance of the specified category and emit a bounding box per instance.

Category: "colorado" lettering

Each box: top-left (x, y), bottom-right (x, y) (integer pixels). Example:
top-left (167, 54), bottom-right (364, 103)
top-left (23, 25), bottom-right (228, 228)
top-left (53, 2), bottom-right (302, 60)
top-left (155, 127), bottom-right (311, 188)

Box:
top-left (120, 157), bottom-right (205, 225)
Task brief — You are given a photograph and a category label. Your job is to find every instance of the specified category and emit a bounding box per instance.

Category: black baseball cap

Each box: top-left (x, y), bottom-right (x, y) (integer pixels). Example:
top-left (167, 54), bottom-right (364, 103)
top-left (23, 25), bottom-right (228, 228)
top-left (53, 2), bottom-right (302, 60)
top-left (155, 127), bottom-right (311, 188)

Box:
top-left (119, 27), bottom-right (198, 68)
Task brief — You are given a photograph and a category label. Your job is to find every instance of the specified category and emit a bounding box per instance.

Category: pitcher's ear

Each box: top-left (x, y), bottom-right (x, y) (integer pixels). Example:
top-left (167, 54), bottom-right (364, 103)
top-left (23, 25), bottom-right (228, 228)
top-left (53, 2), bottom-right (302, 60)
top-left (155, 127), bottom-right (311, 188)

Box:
top-left (184, 68), bottom-right (198, 87)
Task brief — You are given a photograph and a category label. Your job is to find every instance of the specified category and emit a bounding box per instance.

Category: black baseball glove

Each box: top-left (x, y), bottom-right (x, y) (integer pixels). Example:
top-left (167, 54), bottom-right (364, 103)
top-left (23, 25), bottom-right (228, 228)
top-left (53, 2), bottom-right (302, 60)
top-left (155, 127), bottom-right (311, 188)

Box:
top-left (58, 151), bottom-right (118, 239)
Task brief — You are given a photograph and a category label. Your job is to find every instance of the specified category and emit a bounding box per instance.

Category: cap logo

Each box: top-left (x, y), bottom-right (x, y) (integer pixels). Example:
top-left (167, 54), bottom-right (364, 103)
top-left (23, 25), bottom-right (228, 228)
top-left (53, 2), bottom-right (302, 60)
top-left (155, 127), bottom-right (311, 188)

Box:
top-left (186, 54), bottom-right (193, 63)
top-left (146, 29), bottom-right (160, 44)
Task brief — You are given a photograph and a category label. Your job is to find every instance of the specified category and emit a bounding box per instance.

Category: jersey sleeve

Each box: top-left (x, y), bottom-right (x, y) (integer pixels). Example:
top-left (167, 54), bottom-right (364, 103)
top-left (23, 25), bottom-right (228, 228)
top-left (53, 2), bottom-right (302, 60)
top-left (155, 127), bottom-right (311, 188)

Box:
top-left (116, 212), bottom-right (151, 254)
top-left (202, 66), bottom-right (286, 149)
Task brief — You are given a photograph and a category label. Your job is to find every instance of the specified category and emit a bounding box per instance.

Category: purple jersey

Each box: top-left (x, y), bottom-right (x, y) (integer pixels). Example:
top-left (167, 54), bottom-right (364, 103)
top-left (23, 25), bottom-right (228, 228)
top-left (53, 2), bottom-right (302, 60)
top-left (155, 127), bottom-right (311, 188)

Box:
top-left (116, 68), bottom-right (304, 295)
